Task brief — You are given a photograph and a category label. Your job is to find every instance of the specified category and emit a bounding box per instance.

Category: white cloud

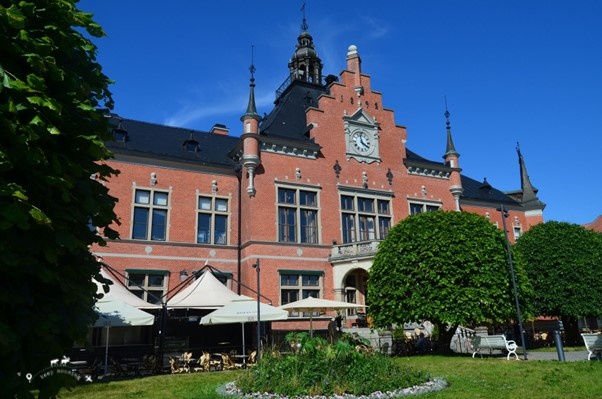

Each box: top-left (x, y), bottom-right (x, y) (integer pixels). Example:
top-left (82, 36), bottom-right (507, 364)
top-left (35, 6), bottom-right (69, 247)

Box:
top-left (163, 87), bottom-right (274, 130)
top-left (361, 16), bottom-right (389, 39)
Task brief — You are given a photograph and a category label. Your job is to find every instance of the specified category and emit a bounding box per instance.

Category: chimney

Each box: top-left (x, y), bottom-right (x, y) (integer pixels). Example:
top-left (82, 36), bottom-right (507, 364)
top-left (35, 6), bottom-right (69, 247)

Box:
top-left (210, 124), bottom-right (229, 135)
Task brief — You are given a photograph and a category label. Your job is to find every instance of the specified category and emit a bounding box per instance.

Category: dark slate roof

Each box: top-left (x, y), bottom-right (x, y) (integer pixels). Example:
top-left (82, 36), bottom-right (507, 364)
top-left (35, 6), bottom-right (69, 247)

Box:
top-left (405, 148), bottom-right (439, 164)
top-left (105, 116), bottom-right (239, 170)
top-left (460, 175), bottom-right (520, 206)
top-left (405, 148), bottom-right (520, 207)
top-left (260, 80), bottom-right (328, 142)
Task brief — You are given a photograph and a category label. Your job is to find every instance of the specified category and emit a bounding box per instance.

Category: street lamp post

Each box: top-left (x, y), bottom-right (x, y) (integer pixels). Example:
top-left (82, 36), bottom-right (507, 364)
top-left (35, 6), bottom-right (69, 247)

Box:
top-left (498, 204), bottom-right (528, 360)
top-left (252, 259), bottom-right (261, 361)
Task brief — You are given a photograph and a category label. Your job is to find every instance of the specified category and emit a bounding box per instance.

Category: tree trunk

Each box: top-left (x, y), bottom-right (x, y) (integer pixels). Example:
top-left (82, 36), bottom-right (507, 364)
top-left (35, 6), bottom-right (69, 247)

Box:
top-left (561, 316), bottom-right (580, 347)
top-left (433, 321), bottom-right (457, 354)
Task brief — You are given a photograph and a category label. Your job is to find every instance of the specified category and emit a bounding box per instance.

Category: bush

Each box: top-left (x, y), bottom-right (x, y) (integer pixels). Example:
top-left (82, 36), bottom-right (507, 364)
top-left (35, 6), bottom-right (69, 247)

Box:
top-left (235, 333), bottom-right (430, 396)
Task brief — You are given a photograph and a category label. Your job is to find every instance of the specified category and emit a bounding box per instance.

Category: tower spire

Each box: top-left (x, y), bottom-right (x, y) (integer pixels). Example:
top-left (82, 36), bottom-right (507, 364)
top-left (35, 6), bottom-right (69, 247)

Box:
top-left (242, 46), bottom-right (260, 121)
top-left (443, 96), bottom-right (459, 159)
top-left (516, 143), bottom-right (544, 209)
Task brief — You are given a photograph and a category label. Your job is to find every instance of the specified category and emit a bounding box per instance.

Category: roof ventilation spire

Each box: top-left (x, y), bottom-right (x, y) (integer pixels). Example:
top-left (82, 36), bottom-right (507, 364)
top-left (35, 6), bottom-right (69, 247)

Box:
top-left (516, 142), bottom-right (544, 210)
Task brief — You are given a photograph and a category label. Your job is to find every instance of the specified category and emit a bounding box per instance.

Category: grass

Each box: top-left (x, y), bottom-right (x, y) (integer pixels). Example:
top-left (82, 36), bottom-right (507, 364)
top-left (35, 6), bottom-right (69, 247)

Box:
top-left (57, 356), bottom-right (601, 399)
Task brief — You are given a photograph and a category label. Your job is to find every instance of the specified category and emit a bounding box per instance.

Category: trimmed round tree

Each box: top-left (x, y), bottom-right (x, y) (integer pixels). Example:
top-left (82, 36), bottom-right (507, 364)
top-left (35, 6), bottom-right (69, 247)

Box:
top-left (1, 1), bottom-right (118, 396)
top-left (514, 221), bottom-right (602, 344)
top-left (368, 210), bottom-right (533, 349)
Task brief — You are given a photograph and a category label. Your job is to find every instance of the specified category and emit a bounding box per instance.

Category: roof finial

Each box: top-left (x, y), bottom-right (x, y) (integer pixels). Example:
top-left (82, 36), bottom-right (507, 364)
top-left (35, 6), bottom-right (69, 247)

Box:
top-left (249, 45), bottom-right (256, 83)
top-left (444, 95), bottom-right (451, 130)
top-left (300, 2), bottom-right (308, 31)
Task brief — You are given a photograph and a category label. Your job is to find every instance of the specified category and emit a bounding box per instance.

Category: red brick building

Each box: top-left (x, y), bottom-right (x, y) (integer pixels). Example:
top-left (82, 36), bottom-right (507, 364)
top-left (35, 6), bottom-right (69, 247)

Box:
top-left (584, 215), bottom-right (602, 232)
top-left (95, 20), bottom-right (545, 337)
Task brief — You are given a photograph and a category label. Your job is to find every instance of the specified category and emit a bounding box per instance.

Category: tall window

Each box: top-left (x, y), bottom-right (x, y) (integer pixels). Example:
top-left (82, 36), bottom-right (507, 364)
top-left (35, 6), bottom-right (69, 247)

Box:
top-left (409, 202), bottom-right (440, 215)
top-left (341, 195), bottom-right (391, 243)
top-left (197, 196), bottom-right (228, 245)
top-left (126, 270), bottom-right (168, 304)
top-left (280, 271), bottom-right (322, 317)
top-left (132, 189), bottom-right (169, 240)
top-left (278, 187), bottom-right (319, 244)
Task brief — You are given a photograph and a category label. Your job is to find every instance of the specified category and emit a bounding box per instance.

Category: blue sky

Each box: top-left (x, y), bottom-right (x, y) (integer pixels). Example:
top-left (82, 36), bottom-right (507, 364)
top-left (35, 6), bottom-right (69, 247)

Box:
top-left (79, 1), bottom-right (601, 225)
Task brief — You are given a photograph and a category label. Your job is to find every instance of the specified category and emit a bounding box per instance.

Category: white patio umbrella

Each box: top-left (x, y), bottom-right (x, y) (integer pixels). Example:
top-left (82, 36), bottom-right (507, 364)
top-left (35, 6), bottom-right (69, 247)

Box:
top-left (167, 271), bottom-right (242, 309)
top-left (94, 277), bottom-right (155, 375)
top-left (200, 298), bottom-right (288, 360)
top-left (279, 296), bottom-right (367, 336)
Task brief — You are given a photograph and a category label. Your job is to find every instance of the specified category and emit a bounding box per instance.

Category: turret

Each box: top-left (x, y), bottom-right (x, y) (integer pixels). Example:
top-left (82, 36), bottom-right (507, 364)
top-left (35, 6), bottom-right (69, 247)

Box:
top-left (442, 104), bottom-right (463, 211)
top-left (241, 52), bottom-right (262, 197)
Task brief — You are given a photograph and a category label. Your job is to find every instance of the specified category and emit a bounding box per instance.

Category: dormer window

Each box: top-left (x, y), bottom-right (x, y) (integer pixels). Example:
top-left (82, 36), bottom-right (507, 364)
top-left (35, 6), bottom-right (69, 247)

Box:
top-left (479, 178), bottom-right (492, 194)
top-left (182, 131), bottom-right (200, 153)
top-left (112, 120), bottom-right (128, 143)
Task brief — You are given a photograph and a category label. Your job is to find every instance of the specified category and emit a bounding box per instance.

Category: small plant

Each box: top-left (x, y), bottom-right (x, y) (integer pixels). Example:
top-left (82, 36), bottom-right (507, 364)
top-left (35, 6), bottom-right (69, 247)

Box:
top-left (235, 334), bottom-right (431, 396)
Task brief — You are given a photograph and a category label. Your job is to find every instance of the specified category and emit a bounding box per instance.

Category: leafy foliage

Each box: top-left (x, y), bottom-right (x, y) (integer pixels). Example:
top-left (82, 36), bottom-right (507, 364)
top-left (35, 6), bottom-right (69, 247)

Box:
top-left (235, 333), bottom-right (429, 396)
top-left (0, 1), bottom-right (118, 396)
top-left (367, 211), bottom-right (533, 344)
top-left (514, 221), bottom-right (602, 318)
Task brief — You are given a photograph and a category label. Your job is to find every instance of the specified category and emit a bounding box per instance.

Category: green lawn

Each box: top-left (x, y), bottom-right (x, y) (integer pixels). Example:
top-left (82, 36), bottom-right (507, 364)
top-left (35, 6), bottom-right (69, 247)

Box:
top-left (57, 356), bottom-right (601, 399)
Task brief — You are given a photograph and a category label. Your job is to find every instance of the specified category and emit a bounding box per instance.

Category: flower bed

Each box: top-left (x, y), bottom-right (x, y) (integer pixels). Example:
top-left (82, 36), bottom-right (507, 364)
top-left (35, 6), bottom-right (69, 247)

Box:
top-left (219, 332), bottom-right (446, 398)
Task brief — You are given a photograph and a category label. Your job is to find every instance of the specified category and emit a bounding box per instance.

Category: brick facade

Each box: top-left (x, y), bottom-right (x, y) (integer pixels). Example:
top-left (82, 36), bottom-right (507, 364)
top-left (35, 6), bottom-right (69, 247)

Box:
top-left (93, 24), bottom-right (545, 337)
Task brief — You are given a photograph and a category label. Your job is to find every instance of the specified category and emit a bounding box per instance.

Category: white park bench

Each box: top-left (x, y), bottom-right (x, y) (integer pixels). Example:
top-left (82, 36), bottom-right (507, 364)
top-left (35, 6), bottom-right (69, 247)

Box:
top-left (470, 334), bottom-right (519, 360)
top-left (581, 333), bottom-right (602, 360)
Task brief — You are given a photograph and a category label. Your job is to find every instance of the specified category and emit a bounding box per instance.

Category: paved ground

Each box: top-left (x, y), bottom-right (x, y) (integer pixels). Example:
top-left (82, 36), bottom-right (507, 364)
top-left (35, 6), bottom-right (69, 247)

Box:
top-left (524, 350), bottom-right (595, 362)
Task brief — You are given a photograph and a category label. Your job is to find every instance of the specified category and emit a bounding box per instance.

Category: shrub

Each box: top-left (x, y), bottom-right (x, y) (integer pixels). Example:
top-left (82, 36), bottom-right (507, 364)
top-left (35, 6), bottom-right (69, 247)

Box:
top-left (236, 333), bottom-right (430, 396)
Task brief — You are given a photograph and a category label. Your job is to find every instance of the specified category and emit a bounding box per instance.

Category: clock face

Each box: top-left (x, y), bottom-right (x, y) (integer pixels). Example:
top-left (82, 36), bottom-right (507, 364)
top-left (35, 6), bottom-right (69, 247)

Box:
top-left (352, 131), bottom-right (372, 153)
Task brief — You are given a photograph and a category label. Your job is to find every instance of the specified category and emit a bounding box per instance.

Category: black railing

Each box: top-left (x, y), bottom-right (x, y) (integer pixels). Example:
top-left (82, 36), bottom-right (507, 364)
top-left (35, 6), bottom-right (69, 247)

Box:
top-left (275, 74), bottom-right (336, 99)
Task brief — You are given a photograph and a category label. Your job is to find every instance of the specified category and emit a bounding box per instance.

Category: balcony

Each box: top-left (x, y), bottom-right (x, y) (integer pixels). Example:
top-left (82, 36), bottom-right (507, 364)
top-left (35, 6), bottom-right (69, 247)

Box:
top-left (329, 240), bottom-right (380, 263)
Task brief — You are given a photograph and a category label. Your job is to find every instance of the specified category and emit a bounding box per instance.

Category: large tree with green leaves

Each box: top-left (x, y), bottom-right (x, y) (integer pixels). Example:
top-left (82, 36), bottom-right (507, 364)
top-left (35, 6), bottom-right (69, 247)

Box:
top-left (368, 211), bottom-right (533, 349)
top-left (514, 221), bottom-right (602, 345)
top-left (0, 1), bottom-right (118, 396)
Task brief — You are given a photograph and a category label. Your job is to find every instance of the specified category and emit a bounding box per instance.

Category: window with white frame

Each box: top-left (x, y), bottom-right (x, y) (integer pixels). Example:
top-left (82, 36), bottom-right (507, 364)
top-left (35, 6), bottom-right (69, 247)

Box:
top-left (132, 189), bottom-right (169, 240)
top-left (408, 201), bottom-right (440, 215)
top-left (277, 187), bottom-right (319, 244)
top-left (513, 226), bottom-right (522, 240)
top-left (197, 196), bottom-right (228, 245)
top-left (340, 194), bottom-right (391, 244)
top-left (126, 270), bottom-right (168, 304)
top-left (280, 271), bottom-right (322, 317)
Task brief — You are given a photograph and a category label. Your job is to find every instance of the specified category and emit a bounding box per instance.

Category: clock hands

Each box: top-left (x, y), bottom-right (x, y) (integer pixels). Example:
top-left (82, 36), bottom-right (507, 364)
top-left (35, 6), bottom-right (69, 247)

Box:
top-left (353, 132), bottom-right (371, 151)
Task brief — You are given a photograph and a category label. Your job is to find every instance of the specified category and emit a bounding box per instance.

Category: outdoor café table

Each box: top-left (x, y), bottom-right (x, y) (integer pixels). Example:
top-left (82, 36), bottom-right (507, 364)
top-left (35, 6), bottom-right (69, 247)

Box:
top-left (232, 354), bottom-right (249, 367)
top-left (122, 358), bottom-right (143, 375)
